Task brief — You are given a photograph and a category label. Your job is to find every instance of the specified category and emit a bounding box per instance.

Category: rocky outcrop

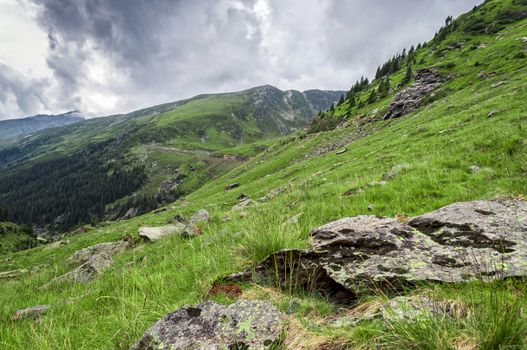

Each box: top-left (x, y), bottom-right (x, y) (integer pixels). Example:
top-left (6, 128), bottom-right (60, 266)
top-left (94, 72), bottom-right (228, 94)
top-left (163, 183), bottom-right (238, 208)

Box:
top-left (67, 241), bottom-right (130, 264)
top-left (130, 300), bottom-right (284, 350)
top-left (228, 200), bottom-right (527, 299)
top-left (43, 240), bottom-right (131, 287)
top-left (383, 69), bottom-right (443, 120)
top-left (43, 253), bottom-right (113, 287)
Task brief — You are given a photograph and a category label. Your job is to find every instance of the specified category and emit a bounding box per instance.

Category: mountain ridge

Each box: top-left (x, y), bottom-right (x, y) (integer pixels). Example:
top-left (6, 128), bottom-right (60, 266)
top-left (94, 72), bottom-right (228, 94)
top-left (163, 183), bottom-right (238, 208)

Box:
top-left (0, 110), bottom-right (84, 141)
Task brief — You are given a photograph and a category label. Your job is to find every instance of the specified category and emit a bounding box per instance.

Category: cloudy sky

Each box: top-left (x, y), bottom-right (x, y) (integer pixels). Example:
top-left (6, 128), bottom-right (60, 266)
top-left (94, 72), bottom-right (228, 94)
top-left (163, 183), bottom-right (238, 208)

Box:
top-left (0, 0), bottom-right (482, 120)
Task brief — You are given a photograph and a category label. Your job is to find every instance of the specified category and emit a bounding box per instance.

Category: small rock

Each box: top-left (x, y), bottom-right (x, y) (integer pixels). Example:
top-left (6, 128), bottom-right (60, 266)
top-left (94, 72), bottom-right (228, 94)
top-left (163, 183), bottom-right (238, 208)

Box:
top-left (224, 183), bottom-right (240, 191)
top-left (383, 163), bottom-right (411, 180)
top-left (491, 81), bottom-right (506, 88)
top-left (285, 212), bottom-right (303, 225)
top-left (367, 204), bottom-right (375, 211)
top-left (488, 110), bottom-right (498, 118)
top-left (469, 165), bottom-right (481, 173)
top-left (232, 198), bottom-right (258, 211)
top-left (522, 37), bottom-right (527, 43)
top-left (237, 193), bottom-right (250, 201)
top-left (12, 305), bottom-right (50, 321)
top-left (336, 148), bottom-right (348, 155)
top-left (189, 209), bottom-right (210, 225)
top-left (44, 240), bottom-right (71, 250)
top-left (130, 300), bottom-right (284, 350)
top-left (259, 186), bottom-right (286, 202)
top-left (167, 214), bottom-right (186, 224)
top-left (0, 269), bottom-right (28, 280)
top-left (138, 224), bottom-right (186, 241)
top-left (368, 181), bottom-right (387, 187)
top-left (153, 208), bottom-right (167, 214)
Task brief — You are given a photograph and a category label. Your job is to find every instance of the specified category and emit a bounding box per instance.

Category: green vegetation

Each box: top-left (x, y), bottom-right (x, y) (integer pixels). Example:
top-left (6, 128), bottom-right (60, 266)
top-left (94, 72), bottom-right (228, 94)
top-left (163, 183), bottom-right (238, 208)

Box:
top-left (0, 86), bottom-right (341, 232)
top-left (0, 222), bottom-right (36, 255)
top-left (0, 0), bottom-right (526, 348)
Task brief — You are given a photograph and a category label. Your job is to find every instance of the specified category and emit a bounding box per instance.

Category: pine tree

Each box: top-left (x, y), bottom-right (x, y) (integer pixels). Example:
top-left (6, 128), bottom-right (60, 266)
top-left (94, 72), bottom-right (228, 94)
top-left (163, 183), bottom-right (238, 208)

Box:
top-left (338, 94), bottom-right (345, 105)
top-left (402, 64), bottom-right (413, 85)
top-left (367, 90), bottom-right (377, 104)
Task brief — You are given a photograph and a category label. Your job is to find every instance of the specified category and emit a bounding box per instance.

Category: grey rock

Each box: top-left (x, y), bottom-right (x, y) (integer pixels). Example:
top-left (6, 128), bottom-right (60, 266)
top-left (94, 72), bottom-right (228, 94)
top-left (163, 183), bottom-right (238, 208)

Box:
top-left (383, 69), bottom-right (443, 120)
top-left (225, 183), bottom-right (241, 191)
top-left (121, 207), bottom-right (139, 220)
top-left (382, 163), bottom-right (411, 180)
top-left (130, 300), bottom-right (284, 350)
top-left (285, 213), bottom-right (303, 225)
top-left (0, 269), bottom-right (28, 280)
top-left (189, 209), bottom-right (210, 225)
top-left (336, 148), bottom-right (348, 155)
top-left (233, 198), bottom-right (258, 211)
top-left (259, 186), bottom-right (286, 202)
top-left (167, 214), bottom-right (186, 224)
top-left (228, 200), bottom-right (527, 298)
top-left (44, 253), bottom-right (113, 286)
top-left (488, 110), bottom-right (498, 118)
top-left (44, 240), bottom-right (71, 250)
top-left (469, 165), bottom-right (481, 173)
top-left (68, 241), bottom-right (130, 264)
top-left (491, 81), bottom-right (506, 88)
top-left (138, 224), bottom-right (186, 241)
top-left (12, 305), bottom-right (50, 321)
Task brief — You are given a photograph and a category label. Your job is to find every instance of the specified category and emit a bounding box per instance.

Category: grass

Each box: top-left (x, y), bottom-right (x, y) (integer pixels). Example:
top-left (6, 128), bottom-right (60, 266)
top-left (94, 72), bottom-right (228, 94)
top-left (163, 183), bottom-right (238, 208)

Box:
top-left (0, 1), bottom-right (527, 348)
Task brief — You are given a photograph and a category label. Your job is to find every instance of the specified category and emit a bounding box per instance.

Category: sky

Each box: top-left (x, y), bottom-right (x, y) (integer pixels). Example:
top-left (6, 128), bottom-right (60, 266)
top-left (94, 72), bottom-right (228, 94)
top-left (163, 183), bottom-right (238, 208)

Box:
top-left (0, 0), bottom-right (482, 120)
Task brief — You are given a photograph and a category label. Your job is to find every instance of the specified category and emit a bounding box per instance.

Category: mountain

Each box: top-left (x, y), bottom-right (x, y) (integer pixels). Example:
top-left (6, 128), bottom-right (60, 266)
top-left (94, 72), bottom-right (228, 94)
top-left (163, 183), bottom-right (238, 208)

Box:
top-left (0, 86), bottom-right (344, 232)
top-left (1, 0), bottom-right (527, 348)
top-left (0, 111), bottom-right (84, 141)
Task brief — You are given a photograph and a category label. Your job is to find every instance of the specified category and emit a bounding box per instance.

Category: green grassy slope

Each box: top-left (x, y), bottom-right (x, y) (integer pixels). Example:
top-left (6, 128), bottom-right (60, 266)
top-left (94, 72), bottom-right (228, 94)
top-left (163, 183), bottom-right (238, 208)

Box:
top-left (0, 86), bottom-right (342, 231)
top-left (0, 0), bottom-right (526, 348)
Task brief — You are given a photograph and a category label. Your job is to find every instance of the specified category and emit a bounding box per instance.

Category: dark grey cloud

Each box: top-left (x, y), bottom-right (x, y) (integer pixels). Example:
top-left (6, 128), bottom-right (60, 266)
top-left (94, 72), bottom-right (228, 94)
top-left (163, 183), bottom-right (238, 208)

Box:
top-left (1, 0), bottom-right (482, 119)
top-left (0, 62), bottom-right (48, 117)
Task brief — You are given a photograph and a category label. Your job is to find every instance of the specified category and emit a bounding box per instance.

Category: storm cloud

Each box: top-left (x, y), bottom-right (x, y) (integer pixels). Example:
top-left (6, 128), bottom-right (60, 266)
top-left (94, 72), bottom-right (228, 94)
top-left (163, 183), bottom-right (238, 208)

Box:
top-left (0, 0), bottom-right (481, 119)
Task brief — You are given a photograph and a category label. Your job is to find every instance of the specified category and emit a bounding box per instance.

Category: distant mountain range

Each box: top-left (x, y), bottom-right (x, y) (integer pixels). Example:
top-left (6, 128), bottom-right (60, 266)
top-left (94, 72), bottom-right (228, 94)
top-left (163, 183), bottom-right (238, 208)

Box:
top-left (0, 111), bottom-right (84, 141)
top-left (0, 85), bottom-right (344, 231)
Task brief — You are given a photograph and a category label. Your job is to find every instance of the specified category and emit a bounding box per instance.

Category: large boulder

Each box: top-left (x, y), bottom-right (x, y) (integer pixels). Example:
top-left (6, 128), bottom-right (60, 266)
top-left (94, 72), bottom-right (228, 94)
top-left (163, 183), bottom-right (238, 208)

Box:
top-left (130, 300), bottom-right (284, 350)
top-left (228, 200), bottom-right (527, 299)
top-left (383, 68), bottom-right (443, 120)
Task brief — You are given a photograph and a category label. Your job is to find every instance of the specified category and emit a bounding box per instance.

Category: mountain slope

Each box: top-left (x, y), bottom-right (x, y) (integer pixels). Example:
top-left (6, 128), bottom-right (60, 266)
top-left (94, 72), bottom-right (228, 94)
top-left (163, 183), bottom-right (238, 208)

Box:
top-left (0, 86), bottom-right (343, 232)
top-left (0, 111), bottom-right (84, 141)
top-left (1, 0), bottom-right (526, 348)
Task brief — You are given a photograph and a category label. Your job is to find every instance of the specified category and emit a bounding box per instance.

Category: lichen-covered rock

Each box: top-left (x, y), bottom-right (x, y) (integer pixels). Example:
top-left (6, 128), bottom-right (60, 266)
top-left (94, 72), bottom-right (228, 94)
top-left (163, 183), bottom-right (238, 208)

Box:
top-left (68, 241), bottom-right (130, 264)
top-left (228, 200), bottom-right (527, 299)
top-left (383, 69), bottom-right (443, 120)
top-left (130, 300), bottom-right (283, 350)
top-left (12, 305), bottom-right (50, 320)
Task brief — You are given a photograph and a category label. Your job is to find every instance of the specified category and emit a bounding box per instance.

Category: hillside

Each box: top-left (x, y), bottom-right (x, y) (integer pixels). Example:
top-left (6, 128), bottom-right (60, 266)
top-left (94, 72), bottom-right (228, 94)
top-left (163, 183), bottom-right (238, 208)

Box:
top-left (1, 0), bottom-right (526, 349)
top-left (0, 111), bottom-right (84, 141)
top-left (0, 86), bottom-right (343, 233)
